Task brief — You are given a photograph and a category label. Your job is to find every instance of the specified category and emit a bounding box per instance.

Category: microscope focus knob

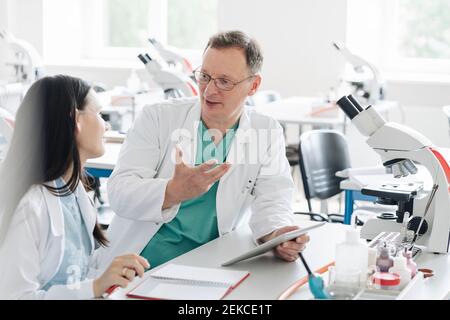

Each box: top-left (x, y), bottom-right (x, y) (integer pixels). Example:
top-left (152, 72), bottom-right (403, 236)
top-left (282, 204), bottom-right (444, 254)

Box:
top-left (407, 216), bottom-right (429, 236)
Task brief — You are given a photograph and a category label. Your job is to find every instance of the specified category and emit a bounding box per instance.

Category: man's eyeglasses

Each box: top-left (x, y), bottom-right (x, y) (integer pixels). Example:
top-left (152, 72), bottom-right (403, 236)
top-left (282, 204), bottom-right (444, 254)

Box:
top-left (193, 69), bottom-right (255, 91)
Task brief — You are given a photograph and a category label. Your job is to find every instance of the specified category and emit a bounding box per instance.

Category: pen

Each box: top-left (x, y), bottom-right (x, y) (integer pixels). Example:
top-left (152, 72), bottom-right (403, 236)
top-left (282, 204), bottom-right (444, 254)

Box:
top-left (278, 261), bottom-right (334, 300)
top-left (102, 285), bottom-right (119, 299)
top-left (298, 252), bottom-right (331, 300)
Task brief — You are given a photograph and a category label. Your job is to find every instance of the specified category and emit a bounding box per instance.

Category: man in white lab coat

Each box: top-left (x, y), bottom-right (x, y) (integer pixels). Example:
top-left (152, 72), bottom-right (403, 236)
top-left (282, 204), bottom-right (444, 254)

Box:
top-left (96, 31), bottom-right (309, 271)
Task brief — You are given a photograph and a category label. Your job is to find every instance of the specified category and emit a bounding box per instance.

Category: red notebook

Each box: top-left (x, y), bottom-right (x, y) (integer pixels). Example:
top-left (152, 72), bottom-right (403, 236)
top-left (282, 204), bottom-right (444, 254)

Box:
top-left (126, 263), bottom-right (250, 300)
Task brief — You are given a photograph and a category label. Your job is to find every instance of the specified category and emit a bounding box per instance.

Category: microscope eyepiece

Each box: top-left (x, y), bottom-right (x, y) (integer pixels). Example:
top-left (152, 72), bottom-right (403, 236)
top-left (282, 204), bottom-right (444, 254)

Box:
top-left (336, 95), bottom-right (360, 120)
top-left (347, 95), bottom-right (364, 112)
top-left (137, 54), bottom-right (147, 64)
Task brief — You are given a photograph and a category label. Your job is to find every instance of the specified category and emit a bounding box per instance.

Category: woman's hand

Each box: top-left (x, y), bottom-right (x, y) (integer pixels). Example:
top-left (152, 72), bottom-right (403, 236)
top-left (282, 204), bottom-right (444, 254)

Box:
top-left (93, 253), bottom-right (150, 297)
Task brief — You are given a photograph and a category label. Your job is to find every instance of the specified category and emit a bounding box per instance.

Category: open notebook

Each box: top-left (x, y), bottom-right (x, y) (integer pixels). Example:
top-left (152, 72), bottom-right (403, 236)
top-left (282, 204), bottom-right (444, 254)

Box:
top-left (126, 264), bottom-right (250, 300)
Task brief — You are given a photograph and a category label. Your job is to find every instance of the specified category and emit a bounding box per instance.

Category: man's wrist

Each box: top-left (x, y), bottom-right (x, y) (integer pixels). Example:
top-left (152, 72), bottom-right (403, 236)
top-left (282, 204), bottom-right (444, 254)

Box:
top-left (163, 179), bottom-right (182, 209)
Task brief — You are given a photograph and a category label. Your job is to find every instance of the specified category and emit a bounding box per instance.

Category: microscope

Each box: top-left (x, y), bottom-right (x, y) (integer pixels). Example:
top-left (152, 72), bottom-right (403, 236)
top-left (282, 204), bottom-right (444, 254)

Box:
top-left (1, 29), bottom-right (45, 116)
top-left (138, 46), bottom-right (198, 99)
top-left (333, 42), bottom-right (385, 105)
top-left (148, 38), bottom-right (194, 76)
top-left (0, 29), bottom-right (44, 85)
top-left (336, 95), bottom-right (450, 254)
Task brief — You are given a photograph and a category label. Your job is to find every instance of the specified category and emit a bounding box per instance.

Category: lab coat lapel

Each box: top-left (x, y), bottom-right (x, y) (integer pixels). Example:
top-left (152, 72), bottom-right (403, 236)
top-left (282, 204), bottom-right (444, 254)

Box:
top-left (221, 108), bottom-right (251, 181)
top-left (41, 180), bottom-right (96, 254)
top-left (76, 182), bottom-right (96, 254)
top-left (216, 108), bottom-right (252, 234)
top-left (177, 101), bottom-right (201, 166)
top-left (42, 181), bottom-right (64, 237)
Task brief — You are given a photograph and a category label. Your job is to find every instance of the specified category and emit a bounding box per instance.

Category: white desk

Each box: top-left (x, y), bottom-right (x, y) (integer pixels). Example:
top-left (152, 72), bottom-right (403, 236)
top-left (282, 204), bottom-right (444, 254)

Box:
top-left (85, 142), bottom-right (122, 177)
top-left (109, 217), bottom-right (450, 300)
top-left (254, 96), bottom-right (398, 128)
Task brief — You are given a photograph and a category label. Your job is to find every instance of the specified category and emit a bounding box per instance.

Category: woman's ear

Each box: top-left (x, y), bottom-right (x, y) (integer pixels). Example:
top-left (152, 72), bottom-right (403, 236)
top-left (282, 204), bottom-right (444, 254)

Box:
top-left (248, 74), bottom-right (262, 96)
top-left (74, 110), bottom-right (82, 135)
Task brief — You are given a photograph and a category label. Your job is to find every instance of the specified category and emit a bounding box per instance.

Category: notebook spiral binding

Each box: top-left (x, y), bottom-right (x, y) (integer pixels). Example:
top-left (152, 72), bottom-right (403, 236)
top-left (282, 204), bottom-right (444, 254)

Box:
top-left (151, 275), bottom-right (229, 287)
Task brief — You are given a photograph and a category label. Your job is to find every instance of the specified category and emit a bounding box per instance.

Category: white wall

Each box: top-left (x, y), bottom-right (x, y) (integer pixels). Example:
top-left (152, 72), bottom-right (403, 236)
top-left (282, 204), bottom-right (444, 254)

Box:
top-left (387, 80), bottom-right (450, 149)
top-left (53, 0), bottom-right (348, 97)
top-left (218, 0), bottom-right (347, 98)
top-left (4, 0), bottom-right (44, 53)
top-left (0, 0), bottom-right (8, 28)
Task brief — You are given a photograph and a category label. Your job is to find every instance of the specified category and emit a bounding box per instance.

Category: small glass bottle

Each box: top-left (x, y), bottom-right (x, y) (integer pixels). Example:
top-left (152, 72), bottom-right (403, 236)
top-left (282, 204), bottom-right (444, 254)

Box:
top-left (334, 228), bottom-right (369, 287)
top-left (376, 245), bottom-right (394, 272)
top-left (402, 249), bottom-right (417, 278)
top-left (368, 247), bottom-right (377, 268)
top-left (389, 256), bottom-right (412, 289)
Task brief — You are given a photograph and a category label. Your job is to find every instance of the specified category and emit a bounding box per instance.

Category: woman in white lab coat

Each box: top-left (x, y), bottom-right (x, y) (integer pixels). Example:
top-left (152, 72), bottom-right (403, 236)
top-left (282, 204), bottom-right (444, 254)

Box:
top-left (0, 75), bottom-right (149, 299)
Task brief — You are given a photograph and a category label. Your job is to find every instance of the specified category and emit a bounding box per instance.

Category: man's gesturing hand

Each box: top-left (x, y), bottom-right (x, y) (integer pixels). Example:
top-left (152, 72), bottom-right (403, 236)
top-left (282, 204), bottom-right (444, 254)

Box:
top-left (163, 145), bottom-right (231, 209)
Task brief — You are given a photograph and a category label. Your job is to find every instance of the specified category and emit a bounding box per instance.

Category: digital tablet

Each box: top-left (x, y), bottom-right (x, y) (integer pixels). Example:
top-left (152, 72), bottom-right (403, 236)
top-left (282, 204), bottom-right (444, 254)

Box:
top-left (221, 222), bottom-right (326, 266)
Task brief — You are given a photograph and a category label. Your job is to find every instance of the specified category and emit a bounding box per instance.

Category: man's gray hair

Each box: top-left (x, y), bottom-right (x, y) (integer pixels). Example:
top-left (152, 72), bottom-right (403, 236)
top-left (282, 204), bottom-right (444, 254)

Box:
top-left (204, 30), bottom-right (263, 74)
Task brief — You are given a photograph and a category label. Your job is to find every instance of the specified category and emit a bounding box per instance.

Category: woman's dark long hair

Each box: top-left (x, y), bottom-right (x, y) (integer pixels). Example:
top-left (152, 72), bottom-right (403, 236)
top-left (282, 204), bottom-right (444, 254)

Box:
top-left (0, 75), bottom-right (108, 246)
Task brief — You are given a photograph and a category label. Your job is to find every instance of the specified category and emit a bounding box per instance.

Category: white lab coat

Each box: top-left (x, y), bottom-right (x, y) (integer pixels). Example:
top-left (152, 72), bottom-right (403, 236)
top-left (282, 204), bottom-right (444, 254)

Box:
top-left (96, 97), bottom-right (295, 271)
top-left (0, 181), bottom-right (98, 299)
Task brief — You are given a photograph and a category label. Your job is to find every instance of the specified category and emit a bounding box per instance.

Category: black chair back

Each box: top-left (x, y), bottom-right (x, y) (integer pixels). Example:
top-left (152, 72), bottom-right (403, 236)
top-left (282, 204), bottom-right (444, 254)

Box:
top-left (298, 130), bottom-right (351, 212)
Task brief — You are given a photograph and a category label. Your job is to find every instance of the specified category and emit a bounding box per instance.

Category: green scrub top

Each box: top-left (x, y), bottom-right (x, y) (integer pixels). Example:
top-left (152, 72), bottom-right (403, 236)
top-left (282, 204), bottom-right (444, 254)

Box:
top-left (140, 120), bottom-right (239, 268)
